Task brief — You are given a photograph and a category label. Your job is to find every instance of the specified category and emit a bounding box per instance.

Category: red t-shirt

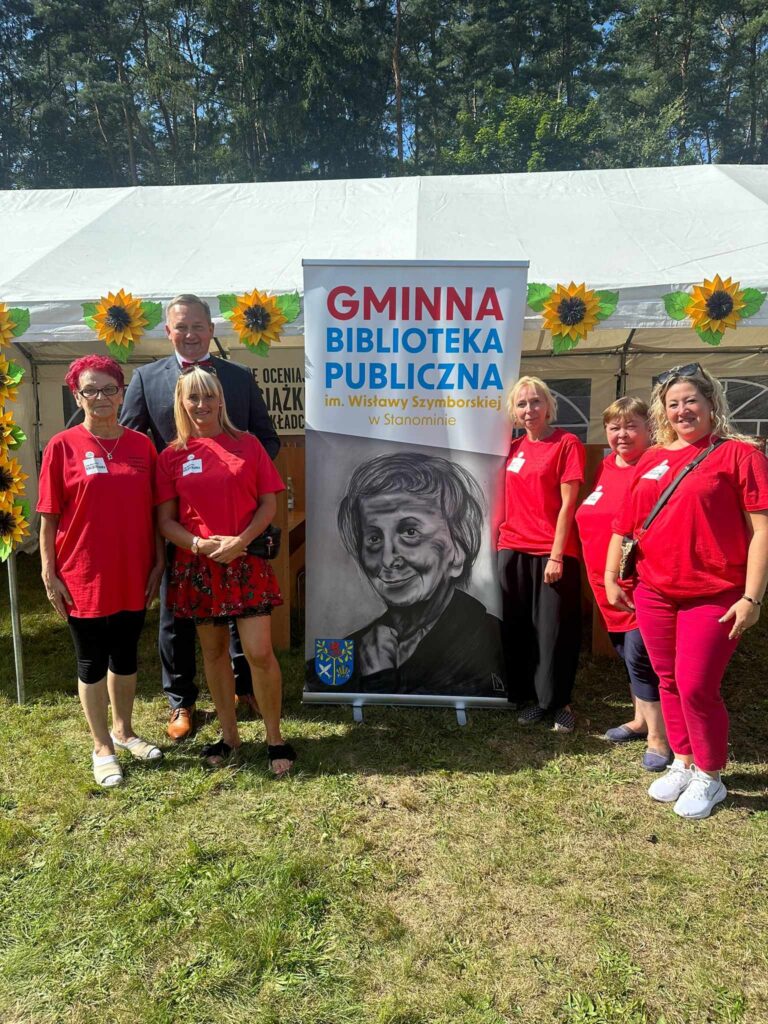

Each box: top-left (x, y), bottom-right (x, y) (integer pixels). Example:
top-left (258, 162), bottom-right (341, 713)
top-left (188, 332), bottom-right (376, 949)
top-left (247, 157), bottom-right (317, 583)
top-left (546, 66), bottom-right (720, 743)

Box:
top-left (156, 432), bottom-right (285, 536)
top-left (576, 452), bottom-right (637, 632)
top-left (497, 428), bottom-right (585, 558)
top-left (37, 425), bottom-right (157, 617)
top-left (613, 437), bottom-right (768, 601)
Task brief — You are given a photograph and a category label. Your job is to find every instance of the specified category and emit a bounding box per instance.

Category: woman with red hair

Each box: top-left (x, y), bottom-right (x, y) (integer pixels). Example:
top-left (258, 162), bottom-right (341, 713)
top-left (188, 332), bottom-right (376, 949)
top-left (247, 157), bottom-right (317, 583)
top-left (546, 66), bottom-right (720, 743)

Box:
top-left (37, 355), bottom-right (165, 787)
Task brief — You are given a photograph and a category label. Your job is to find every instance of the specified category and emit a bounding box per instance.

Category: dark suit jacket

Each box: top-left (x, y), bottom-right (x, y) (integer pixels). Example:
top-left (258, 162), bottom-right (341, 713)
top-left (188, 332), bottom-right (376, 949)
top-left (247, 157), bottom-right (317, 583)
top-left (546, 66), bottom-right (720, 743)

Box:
top-left (68, 355), bottom-right (280, 458)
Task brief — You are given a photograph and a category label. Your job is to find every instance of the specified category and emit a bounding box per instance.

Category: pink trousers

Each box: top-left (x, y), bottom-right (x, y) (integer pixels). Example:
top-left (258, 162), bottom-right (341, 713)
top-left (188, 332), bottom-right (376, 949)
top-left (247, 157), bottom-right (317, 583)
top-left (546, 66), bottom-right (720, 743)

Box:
top-left (634, 583), bottom-right (741, 772)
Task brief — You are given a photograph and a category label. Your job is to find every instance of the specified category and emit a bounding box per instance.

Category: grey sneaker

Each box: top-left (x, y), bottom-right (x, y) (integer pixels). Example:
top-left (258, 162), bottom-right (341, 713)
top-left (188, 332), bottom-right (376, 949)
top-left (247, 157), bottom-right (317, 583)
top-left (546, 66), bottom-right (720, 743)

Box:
top-left (518, 705), bottom-right (547, 726)
top-left (647, 760), bottom-right (693, 802)
top-left (673, 766), bottom-right (727, 819)
top-left (553, 707), bottom-right (576, 733)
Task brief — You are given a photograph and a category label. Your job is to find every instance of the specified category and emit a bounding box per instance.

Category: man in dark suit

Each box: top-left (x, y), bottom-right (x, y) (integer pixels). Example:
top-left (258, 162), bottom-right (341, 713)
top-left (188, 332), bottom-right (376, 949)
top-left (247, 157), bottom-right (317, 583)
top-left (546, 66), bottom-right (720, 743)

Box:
top-left (121, 294), bottom-right (280, 740)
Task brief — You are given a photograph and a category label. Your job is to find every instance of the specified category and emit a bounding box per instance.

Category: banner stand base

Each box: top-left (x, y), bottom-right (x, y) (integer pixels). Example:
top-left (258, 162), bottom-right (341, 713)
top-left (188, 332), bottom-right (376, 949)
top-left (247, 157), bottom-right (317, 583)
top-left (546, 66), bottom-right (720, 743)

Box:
top-left (455, 706), bottom-right (468, 727)
top-left (352, 704), bottom-right (364, 723)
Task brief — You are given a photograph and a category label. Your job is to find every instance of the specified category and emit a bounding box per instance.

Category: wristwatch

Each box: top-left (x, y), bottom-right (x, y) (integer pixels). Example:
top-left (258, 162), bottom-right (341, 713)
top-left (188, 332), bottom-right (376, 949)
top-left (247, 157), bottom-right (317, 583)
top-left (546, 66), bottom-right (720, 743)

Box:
top-left (191, 536), bottom-right (201, 555)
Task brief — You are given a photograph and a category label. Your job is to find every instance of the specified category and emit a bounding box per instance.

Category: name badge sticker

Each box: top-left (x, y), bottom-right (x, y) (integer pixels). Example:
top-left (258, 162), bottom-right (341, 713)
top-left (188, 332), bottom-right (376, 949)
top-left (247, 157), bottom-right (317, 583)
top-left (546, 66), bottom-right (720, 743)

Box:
top-left (82, 451), bottom-right (108, 475)
top-left (583, 485), bottom-right (604, 506)
top-left (182, 455), bottom-right (203, 476)
top-left (508, 455), bottom-right (526, 474)
top-left (642, 459), bottom-right (670, 481)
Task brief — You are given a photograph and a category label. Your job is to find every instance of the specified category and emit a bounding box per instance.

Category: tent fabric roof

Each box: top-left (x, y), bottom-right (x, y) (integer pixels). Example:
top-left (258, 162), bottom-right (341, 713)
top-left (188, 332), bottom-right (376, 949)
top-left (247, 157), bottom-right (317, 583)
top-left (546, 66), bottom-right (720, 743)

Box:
top-left (3, 164), bottom-right (768, 342)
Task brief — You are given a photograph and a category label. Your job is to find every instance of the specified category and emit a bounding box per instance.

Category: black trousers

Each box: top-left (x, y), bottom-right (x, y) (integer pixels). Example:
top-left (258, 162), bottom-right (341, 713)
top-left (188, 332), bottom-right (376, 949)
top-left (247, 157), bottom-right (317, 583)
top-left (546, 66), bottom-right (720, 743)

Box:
top-left (159, 547), bottom-right (253, 709)
top-left (498, 550), bottom-right (582, 710)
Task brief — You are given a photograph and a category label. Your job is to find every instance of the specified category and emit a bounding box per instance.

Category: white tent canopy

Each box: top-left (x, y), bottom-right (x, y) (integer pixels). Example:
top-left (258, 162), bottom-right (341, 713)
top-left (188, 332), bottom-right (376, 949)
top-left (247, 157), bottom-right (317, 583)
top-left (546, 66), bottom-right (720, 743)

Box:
top-left (3, 164), bottom-right (768, 343)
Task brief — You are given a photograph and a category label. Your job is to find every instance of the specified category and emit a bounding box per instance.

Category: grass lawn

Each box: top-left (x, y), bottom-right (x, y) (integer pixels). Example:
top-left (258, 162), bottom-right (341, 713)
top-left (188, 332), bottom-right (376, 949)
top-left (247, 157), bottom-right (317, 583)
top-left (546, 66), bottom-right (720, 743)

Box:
top-left (1, 552), bottom-right (768, 1024)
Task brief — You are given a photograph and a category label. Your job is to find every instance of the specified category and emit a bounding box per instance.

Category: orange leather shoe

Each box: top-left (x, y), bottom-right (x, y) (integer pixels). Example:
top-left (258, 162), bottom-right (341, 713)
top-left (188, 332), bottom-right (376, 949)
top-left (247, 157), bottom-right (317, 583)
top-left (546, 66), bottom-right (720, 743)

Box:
top-left (167, 705), bottom-right (196, 742)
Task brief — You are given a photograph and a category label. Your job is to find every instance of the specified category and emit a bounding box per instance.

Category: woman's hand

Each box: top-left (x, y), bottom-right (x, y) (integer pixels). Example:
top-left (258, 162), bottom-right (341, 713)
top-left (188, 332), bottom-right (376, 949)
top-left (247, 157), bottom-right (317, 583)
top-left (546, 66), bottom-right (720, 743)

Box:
top-left (719, 598), bottom-right (760, 641)
top-left (145, 561), bottom-right (165, 607)
top-left (606, 577), bottom-right (635, 612)
top-left (43, 573), bottom-right (73, 619)
top-left (544, 557), bottom-right (563, 585)
top-left (206, 534), bottom-right (247, 564)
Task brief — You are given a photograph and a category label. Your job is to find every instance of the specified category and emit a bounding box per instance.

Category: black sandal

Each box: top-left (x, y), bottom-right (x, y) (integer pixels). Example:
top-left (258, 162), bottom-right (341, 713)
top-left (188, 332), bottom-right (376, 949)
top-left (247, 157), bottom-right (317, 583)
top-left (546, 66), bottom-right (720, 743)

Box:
top-left (267, 743), bottom-right (297, 778)
top-left (200, 739), bottom-right (240, 767)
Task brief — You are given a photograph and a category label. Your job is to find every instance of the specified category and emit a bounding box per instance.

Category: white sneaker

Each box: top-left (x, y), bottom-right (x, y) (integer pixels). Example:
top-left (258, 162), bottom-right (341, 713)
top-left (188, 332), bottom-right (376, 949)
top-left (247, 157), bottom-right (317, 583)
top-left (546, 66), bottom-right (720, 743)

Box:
top-left (673, 765), bottom-right (727, 819)
top-left (647, 760), bottom-right (693, 802)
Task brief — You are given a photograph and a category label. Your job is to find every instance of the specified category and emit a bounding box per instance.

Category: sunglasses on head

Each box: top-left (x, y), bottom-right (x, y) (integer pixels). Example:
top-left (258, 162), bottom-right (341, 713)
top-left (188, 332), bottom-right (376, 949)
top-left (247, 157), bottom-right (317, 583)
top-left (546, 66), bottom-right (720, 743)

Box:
top-left (656, 363), bottom-right (704, 386)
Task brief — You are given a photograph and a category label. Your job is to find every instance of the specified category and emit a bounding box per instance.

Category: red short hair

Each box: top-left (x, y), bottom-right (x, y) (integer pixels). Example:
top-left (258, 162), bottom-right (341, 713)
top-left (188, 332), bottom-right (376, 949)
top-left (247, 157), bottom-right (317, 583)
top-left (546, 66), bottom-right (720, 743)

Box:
top-left (65, 355), bottom-right (125, 394)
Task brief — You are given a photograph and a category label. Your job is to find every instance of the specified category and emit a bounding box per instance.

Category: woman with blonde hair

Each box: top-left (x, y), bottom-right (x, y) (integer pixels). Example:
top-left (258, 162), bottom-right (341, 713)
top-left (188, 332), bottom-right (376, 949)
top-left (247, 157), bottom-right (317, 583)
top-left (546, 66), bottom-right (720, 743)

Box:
top-left (156, 366), bottom-right (295, 776)
top-left (576, 396), bottom-right (669, 770)
top-left (497, 375), bottom-right (585, 731)
top-left (606, 364), bottom-right (768, 818)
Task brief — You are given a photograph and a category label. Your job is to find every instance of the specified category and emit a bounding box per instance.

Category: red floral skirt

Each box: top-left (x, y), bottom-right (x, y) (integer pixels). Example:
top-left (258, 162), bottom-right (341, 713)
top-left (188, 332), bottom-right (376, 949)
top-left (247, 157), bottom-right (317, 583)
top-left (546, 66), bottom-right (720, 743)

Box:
top-left (168, 549), bottom-right (283, 622)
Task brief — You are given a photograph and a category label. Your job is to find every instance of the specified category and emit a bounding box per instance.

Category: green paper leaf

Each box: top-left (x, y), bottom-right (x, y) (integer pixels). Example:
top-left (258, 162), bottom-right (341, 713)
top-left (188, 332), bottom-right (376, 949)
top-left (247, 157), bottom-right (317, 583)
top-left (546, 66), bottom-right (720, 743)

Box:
top-left (663, 291), bottom-right (690, 321)
top-left (8, 308), bottom-right (30, 338)
top-left (84, 316), bottom-right (98, 331)
top-left (739, 288), bottom-right (766, 321)
top-left (82, 302), bottom-right (98, 320)
top-left (16, 497), bottom-right (30, 519)
top-left (218, 294), bottom-right (237, 318)
top-left (255, 340), bottom-right (271, 357)
top-left (6, 362), bottom-right (24, 385)
top-left (695, 326), bottom-right (724, 347)
top-left (8, 425), bottom-right (26, 449)
top-left (526, 282), bottom-right (553, 312)
top-left (106, 341), bottom-right (133, 363)
top-left (0, 539), bottom-right (11, 562)
top-left (141, 301), bottom-right (163, 331)
top-left (595, 290), bottom-right (618, 320)
top-left (275, 291), bottom-right (301, 323)
top-left (552, 333), bottom-right (578, 353)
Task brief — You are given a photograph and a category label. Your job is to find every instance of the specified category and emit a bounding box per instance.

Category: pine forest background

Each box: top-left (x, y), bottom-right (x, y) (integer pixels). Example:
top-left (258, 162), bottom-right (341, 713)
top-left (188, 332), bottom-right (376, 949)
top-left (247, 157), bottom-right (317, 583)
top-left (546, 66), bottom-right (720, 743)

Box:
top-left (1, 0), bottom-right (768, 190)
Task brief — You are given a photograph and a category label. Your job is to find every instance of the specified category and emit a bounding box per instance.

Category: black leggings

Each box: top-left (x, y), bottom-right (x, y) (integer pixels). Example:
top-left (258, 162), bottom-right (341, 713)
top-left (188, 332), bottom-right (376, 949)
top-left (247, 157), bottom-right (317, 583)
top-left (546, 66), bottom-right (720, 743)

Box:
top-left (498, 550), bottom-right (582, 710)
top-left (67, 609), bottom-right (146, 684)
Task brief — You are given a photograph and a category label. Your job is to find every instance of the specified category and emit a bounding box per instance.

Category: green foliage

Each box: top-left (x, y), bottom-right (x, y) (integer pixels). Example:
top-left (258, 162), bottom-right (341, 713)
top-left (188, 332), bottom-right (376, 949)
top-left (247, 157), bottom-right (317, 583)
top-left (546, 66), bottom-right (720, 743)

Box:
top-left (275, 291), bottom-right (301, 323)
top-left (695, 326), bottom-right (724, 346)
top-left (255, 340), bottom-right (271, 357)
top-left (527, 283), bottom-right (553, 312)
top-left (218, 294), bottom-right (237, 319)
top-left (739, 288), bottom-right (766, 320)
top-left (663, 292), bottom-right (691, 321)
top-left (140, 301), bottom-right (163, 331)
top-left (106, 340), bottom-right (132, 363)
top-left (8, 425), bottom-right (26, 450)
top-left (595, 290), bottom-right (618, 320)
top-left (4, 361), bottom-right (24, 385)
top-left (552, 333), bottom-right (578, 353)
top-left (8, 309), bottom-right (30, 338)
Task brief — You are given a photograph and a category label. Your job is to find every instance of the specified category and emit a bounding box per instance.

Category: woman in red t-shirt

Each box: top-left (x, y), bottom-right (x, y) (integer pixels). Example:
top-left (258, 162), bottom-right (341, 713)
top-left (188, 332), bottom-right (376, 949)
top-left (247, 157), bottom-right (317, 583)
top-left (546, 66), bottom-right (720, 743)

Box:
top-left (156, 366), bottom-right (294, 777)
top-left (606, 364), bottom-right (768, 819)
top-left (37, 356), bottom-right (164, 788)
top-left (575, 397), bottom-right (669, 771)
top-left (497, 375), bottom-right (585, 731)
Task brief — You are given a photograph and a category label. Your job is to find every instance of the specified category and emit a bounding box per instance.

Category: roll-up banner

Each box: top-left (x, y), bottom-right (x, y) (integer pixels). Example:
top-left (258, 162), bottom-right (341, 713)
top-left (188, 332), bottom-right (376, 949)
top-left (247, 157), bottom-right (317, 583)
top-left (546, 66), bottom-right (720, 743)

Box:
top-left (303, 259), bottom-right (529, 708)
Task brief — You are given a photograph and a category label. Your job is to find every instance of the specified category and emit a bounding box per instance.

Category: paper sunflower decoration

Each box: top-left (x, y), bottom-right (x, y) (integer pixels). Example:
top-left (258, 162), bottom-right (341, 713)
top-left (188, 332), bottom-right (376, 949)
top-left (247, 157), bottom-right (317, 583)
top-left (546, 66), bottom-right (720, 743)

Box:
top-left (0, 355), bottom-right (24, 405)
top-left (82, 289), bottom-right (163, 363)
top-left (0, 494), bottom-right (30, 560)
top-left (663, 275), bottom-right (766, 346)
top-left (0, 302), bottom-right (30, 350)
top-left (0, 411), bottom-right (26, 452)
top-left (218, 289), bottom-right (301, 356)
top-left (0, 453), bottom-right (28, 504)
top-left (527, 282), bottom-right (618, 352)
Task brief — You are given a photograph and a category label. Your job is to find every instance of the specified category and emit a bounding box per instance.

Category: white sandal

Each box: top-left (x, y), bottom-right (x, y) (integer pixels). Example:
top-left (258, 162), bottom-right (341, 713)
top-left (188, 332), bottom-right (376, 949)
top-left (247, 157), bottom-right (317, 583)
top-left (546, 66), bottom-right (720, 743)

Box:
top-left (92, 754), bottom-right (124, 787)
top-left (110, 733), bottom-right (163, 761)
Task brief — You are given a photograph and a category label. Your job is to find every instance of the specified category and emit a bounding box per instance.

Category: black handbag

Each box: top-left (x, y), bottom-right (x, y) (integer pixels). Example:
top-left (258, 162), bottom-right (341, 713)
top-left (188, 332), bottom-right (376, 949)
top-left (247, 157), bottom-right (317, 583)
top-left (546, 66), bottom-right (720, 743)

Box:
top-left (618, 439), bottom-right (725, 581)
top-left (246, 524), bottom-right (281, 560)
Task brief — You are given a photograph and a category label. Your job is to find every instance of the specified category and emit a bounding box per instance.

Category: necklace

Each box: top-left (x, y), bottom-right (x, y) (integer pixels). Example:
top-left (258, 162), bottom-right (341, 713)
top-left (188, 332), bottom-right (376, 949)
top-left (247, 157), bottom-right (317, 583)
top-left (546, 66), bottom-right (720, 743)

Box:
top-left (86, 428), bottom-right (123, 461)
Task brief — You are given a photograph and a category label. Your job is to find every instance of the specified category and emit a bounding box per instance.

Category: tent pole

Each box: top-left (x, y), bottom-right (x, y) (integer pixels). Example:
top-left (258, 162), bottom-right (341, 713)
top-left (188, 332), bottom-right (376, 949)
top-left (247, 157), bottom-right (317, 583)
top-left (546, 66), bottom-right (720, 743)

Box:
top-left (617, 329), bottom-right (636, 398)
top-left (6, 554), bottom-right (25, 704)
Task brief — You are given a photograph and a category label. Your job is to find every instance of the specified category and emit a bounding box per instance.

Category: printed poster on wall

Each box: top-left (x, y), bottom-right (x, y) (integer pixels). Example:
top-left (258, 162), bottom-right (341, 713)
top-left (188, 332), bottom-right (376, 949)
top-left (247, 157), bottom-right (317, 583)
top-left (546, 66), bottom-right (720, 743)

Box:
top-left (303, 259), bottom-right (529, 708)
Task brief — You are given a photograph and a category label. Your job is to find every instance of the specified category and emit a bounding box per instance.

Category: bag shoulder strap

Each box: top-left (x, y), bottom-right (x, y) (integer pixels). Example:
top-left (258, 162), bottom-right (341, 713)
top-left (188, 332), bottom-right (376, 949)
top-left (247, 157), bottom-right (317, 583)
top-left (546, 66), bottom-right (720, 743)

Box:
top-left (640, 438), bottom-right (726, 533)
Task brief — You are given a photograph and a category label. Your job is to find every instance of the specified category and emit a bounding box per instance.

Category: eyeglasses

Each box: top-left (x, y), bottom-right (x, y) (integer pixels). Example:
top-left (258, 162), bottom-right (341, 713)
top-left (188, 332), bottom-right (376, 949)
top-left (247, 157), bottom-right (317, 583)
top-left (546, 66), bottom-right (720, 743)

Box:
top-left (656, 363), bottom-right (704, 386)
top-left (78, 385), bottom-right (121, 399)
